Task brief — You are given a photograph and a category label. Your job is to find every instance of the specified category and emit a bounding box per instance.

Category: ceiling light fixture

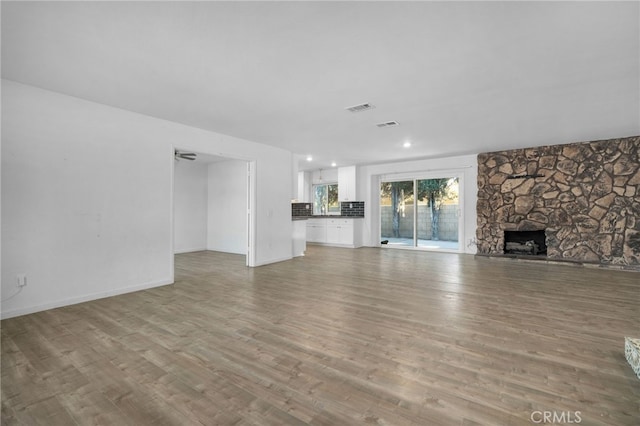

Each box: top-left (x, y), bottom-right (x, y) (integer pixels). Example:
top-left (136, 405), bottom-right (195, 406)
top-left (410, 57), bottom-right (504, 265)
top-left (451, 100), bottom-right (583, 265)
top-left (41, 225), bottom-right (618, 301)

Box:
top-left (306, 155), bottom-right (313, 162)
top-left (331, 162), bottom-right (337, 167)
top-left (403, 141), bottom-right (411, 148)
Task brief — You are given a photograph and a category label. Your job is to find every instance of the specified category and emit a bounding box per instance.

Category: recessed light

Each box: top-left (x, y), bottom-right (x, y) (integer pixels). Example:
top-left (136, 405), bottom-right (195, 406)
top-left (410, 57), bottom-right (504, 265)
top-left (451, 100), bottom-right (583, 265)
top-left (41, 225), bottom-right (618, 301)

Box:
top-left (306, 155), bottom-right (313, 162)
top-left (403, 141), bottom-right (411, 148)
top-left (331, 162), bottom-right (337, 167)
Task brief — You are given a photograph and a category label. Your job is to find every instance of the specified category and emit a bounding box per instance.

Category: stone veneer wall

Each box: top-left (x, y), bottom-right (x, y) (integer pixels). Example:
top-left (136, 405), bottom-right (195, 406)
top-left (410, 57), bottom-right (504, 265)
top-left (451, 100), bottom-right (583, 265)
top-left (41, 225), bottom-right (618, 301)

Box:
top-left (477, 136), bottom-right (640, 267)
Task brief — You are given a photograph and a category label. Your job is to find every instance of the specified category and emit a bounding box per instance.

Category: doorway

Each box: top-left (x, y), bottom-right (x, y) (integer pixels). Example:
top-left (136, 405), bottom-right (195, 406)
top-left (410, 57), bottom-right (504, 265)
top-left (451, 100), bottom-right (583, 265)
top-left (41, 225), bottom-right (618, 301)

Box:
top-left (380, 175), bottom-right (461, 251)
top-left (172, 148), bottom-right (255, 271)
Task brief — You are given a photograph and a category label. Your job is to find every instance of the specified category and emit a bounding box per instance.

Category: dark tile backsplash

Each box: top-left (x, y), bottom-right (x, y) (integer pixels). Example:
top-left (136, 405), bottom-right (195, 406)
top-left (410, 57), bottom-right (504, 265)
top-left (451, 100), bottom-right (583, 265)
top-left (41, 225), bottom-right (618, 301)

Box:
top-left (340, 201), bottom-right (365, 217)
top-left (291, 202), bottom-right (313, 217)
top-left (292, 201), bottom-right (365, 217)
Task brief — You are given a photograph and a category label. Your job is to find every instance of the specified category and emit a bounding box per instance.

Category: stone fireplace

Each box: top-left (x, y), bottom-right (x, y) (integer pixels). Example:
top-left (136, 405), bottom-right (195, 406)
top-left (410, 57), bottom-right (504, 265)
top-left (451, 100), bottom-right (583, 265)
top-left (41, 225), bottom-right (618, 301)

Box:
top-left (476, 136), bottom-right (640, 269)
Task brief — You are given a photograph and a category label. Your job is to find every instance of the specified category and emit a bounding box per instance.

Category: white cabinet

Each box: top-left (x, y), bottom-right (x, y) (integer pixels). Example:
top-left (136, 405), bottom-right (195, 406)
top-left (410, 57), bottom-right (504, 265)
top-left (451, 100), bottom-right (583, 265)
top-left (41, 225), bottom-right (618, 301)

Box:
top-left (306, 218), bottom-right (361, 247)
top-left (338, 166), bottom-right (357, 202)
top-left (306, 219), bottom-right (326, 243)
top-left (326, 218), bottom-right (354, 245)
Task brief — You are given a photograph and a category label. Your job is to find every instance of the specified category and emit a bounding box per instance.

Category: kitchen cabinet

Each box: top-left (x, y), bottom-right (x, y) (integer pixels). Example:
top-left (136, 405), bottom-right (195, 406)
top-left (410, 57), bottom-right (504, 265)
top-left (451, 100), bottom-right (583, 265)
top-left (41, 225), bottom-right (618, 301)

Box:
top-left (338, 166), bottom-right (357, 202)
top-left (326, 218), bottom-right (354, 245)
top-left (306, 219), bottom-right (327, 243)
top-left (306, 218), bottom-right (362, 247)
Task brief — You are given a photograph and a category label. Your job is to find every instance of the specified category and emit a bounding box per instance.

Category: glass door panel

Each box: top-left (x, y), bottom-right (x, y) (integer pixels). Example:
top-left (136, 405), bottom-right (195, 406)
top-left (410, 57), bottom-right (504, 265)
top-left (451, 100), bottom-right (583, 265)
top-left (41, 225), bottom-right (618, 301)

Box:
top-left (380, 180), bottom-right (414, 247)
top-left (416, 177), bottom-right (459, 250)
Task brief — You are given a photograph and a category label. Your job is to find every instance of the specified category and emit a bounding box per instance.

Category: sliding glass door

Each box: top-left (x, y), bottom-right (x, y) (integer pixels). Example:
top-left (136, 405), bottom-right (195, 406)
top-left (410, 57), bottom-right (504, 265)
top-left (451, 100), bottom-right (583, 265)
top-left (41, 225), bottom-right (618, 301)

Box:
top-left (380, 176), bottom-right (460, 251)
top-left (380, 180), bottom-right (414, 247)
top-left (416, 177), bottom-right (459, 249)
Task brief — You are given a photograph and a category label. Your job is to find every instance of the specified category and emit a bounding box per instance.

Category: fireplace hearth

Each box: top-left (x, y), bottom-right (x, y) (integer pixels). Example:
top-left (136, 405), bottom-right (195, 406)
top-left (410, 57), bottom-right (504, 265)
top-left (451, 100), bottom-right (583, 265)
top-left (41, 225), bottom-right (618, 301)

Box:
top-left (504, 230), bottom-right (547, 256)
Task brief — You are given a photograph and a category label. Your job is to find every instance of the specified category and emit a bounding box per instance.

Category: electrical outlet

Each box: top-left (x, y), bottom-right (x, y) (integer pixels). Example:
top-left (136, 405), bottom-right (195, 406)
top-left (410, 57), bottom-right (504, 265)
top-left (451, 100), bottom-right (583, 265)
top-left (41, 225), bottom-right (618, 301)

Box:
top-left (17, 273), bottom-right (27, 287)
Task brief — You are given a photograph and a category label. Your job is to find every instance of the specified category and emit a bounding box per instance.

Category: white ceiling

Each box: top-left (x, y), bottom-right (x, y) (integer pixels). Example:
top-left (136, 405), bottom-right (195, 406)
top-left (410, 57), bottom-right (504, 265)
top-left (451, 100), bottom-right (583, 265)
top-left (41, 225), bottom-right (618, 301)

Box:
top-left (2, 1), bottom-right (639, 171)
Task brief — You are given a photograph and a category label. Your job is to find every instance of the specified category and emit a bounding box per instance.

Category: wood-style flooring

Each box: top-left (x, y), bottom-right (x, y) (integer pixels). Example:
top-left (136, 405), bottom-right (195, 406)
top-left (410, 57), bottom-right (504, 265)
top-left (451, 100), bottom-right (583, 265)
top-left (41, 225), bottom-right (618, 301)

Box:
top-left (2, 246), bottom-right (639, 425)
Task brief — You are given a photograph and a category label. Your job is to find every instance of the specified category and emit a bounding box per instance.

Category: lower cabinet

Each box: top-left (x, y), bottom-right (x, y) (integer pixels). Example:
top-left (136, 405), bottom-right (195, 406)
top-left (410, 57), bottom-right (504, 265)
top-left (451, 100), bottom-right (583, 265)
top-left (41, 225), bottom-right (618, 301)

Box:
top-left (306, 220), bottom-right (327, 243)
top-left (326, 219), bottom-right (354, 245)
top-left (306, 218), bottom-right (361, 247)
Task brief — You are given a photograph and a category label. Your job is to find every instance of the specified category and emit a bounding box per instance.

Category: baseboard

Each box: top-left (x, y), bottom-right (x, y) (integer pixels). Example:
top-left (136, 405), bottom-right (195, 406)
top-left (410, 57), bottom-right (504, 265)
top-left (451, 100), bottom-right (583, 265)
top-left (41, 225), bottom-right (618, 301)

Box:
top-left (307, 242), bottom-right (362, 248)
top-left (252, 255), bottom-right (293, 267)
top-left (206, 246), bottom-right (246, 255)
top-left (0, 278), bottom-right (174, 320)
top-left (174, 247), bottom-right (208, 254)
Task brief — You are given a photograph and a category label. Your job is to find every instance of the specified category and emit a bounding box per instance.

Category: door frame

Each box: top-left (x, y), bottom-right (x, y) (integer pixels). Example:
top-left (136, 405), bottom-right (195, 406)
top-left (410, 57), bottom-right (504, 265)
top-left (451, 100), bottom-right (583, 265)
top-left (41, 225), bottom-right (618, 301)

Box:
top-left (170, 146), bottom-right (256, 283)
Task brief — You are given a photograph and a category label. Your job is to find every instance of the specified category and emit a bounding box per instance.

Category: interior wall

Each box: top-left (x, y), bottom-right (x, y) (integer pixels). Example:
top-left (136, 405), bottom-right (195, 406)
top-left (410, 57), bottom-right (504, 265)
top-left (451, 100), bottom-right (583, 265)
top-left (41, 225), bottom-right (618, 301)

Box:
top-left (1, 80), bottom-right (293, 319)
top-left (311, 168), bottom-right (338, 185)
top-left (297, 171), bottom-right (311, 202)
top-left (358, 154), bottom-right (478, 254)
top-left (173, 159), bottom-right (208, 254)
top-left (207, 160), bottom-right (247, 255)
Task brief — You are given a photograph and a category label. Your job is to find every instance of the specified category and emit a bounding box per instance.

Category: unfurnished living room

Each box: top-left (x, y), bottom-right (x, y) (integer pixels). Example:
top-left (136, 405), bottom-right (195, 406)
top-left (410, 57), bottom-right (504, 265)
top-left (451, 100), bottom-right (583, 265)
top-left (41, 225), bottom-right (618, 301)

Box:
top-left (1, 2), bottom-right (639, 425)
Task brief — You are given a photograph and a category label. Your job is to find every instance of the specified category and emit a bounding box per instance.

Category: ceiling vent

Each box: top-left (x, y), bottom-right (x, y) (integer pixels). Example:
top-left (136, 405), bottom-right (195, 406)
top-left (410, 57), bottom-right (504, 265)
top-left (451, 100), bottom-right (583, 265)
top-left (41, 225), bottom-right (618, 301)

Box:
top-left (345, 103), bottom-right (374, 113)
top-left (376, 121), bottom-right (399, 128)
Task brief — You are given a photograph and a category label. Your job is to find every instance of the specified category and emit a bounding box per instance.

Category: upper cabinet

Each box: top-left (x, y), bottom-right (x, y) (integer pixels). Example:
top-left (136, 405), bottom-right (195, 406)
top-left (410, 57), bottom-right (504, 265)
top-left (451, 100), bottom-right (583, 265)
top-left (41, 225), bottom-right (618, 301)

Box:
top-left (338, 166), bottom-right (357, 201)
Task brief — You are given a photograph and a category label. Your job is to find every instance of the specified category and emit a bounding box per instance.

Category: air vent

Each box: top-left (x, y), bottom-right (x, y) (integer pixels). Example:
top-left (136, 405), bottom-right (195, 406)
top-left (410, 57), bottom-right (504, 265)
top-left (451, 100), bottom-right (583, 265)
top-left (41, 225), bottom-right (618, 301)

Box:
top-left (345, 103), bottom-right (374, 113)
top-left (376, 121), bottom-right (399, 128)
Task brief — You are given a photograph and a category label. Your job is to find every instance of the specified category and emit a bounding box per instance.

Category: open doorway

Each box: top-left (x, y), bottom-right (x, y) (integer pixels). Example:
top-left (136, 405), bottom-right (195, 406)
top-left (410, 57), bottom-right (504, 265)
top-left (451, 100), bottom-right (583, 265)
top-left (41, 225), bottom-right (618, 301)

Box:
top-left (172, 149), bottom-right (255, 273)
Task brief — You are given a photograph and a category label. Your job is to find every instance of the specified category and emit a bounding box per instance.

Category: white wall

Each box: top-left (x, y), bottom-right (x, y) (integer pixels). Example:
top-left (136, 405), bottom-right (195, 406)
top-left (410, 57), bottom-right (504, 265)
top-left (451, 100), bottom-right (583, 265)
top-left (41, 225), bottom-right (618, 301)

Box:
top-left (358, 154), bottom-right (478, 254)
top-left (1, 80), bottom-right (293, 319)
top-left (173, 160), bottom-right (208, 253)
top-left (207, 160), bottom-right (247, 255)
top-left (297, 171), bottom-right (311, 202)
top-left (311, 168), bottom-right (338, 185)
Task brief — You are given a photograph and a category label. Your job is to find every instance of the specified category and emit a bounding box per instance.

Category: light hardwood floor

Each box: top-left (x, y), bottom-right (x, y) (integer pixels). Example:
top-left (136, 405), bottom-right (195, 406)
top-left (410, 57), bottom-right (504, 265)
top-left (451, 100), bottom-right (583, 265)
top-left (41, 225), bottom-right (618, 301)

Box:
top-left (2, 246), bottom-right (639, 425)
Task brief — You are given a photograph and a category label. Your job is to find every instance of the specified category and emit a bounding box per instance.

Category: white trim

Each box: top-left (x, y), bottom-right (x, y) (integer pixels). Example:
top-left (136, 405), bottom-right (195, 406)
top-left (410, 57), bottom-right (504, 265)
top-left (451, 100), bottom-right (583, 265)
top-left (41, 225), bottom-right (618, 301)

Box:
top-left (307, 242), bottom-right (363, 249)
top-left (174, 247), bottom-right (208, 254)
top-left (169, 145), bottom-right (176, 290)
top-left (0, 278), bottom-right (173, 320)
top-left (247, 161), bottom-right (257, 267)
top-left (252, 255), bottom-right (293, 267)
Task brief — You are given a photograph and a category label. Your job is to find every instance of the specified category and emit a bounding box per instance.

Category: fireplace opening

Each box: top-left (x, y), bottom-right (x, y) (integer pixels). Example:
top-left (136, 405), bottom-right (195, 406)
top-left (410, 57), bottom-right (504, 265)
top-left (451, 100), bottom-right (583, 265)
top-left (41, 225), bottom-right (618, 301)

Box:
top-left (504, 230), bottom-right (547, 256)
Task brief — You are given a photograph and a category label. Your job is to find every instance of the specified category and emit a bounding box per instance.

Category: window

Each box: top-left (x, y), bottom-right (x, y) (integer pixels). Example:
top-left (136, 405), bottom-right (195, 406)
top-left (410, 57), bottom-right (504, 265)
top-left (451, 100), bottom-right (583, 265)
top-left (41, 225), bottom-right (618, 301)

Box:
top-left (313, 183), bottom-right (339, 215)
